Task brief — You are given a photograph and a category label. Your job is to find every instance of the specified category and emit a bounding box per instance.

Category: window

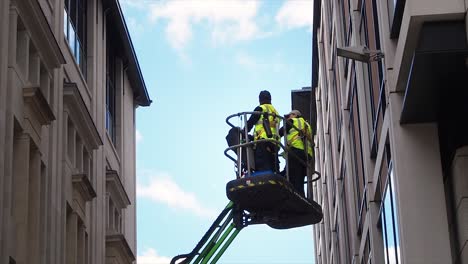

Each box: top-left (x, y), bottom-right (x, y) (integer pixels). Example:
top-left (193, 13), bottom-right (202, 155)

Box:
top-left (339, 0), bottom-right (352, 78)
top-left (331, 41), bottom-right (342, 148)
top-left (377, 144), bottom-right (401, 264)
top-left (64, 0), bottom-right (87, 77)
top-left (349, 68), bottom-right (367, 235)
top-left (107, 197), bottom-right (122, 233)
top-left (379, 163), bottom-right (401, 264)
top-left (330, 134), bottom-right (337, 206)
top-left (339, 159), bottom-right (351, 262)
top-left (387, 0), bottom-right (406, 38)
top-left (327, 0), bottom-right (334, 44)
top-left (106, 31), bottom-right (116, 144)
top-left (319, 27), bottom-right (329, 114)
top-left (359, 0), bottom-right (386, 158)
top-left (334, 224), bottom-right (341, 264)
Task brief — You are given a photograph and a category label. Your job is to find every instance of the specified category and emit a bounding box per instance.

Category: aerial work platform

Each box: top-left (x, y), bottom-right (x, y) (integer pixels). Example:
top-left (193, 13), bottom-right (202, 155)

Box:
top-left (170, 111), bottom-right (323, 264)
top-left (226, 173), bottom-right (323, 229)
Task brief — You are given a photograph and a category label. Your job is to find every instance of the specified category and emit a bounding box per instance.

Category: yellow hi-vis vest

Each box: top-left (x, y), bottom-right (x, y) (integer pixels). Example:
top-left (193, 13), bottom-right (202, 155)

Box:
top-left (254, 104), bottom-right (280, 141)
top-left (287, 117), bottom-right (313, 157)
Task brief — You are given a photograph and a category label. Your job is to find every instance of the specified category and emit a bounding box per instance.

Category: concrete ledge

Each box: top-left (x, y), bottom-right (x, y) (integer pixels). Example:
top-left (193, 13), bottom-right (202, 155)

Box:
top-left (106, 233), bottom-right (135, 263)
top-left (106, 170), bottom-right (130, 209)
top-left (456, 198), bottom-right (468, 252)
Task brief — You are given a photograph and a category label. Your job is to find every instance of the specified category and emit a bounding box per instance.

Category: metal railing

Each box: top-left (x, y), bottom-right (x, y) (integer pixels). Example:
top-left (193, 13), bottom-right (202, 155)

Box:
top-left (224, 111), bottom-right (320, 200)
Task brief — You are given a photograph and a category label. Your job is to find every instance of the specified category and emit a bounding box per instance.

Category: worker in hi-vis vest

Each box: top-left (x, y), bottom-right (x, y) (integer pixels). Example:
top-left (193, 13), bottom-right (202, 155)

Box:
top-left (280, 109), bottom-right (313, 197)
top-left (245, 90), bottom-right (281, 173)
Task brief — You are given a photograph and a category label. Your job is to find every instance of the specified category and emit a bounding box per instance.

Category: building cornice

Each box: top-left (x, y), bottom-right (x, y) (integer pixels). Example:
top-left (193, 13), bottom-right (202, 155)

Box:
top-left (105, 0), bottom-right (152, 107)
top-left (72, 173), bottom-right (97, 202)
top-left (106, 170), bottom-right (131, 209)
top-left (105, 233), bottom-right (136, 263)
top-left (63, 82), bottom-right (103, 150)
top-left (23, 87), bottom-right (55, 125)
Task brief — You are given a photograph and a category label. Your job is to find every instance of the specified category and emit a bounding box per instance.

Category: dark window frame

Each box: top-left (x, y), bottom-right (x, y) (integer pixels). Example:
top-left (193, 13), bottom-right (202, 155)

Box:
top-left (341, 0), bottom-right (352, 78)
top-left (106, 27), bottom-right (117, 144)
top-left (64, 0), bottom-right (87, 78)
top-left (378, 161), bottom-right (401, 264)
top-left (328, 0), bottom-right (334, 45)
top-left (348, 66), bottom-right (367, 236)
top-left (339, 159), bottom-right (351, 262)
top-left (331, 40), bottom-right (343, 152)
top-left (387, 0), bottom-right (406, 38)
top-left (359, 0), bottom-right (387, 159)
top-left (377, 144), bottom-right (401, 264)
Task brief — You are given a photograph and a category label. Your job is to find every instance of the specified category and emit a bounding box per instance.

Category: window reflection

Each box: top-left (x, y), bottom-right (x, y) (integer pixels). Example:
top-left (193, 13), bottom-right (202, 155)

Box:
top-left (64, 0), bottom-right (87, 78)
top-left (380, 163), bottom-right (401, 264)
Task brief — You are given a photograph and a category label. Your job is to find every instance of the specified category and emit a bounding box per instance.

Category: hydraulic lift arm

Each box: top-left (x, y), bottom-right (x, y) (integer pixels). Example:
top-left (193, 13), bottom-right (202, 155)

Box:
top-left (170, 202), bottom-right (243, 264)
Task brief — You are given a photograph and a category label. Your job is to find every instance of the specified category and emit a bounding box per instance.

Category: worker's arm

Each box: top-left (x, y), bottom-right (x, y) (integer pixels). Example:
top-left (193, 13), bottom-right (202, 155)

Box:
top-left (246, 106), bottom-right (262, 131)
top-left (279, 119), bottom-right (293, 137)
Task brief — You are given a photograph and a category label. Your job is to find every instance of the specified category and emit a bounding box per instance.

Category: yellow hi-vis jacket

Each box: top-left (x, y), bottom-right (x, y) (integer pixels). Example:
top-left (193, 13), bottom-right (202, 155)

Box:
top-left (254, 104), bottom-right (280, 141)
top-left (287, 117), bottom-right (313, 157)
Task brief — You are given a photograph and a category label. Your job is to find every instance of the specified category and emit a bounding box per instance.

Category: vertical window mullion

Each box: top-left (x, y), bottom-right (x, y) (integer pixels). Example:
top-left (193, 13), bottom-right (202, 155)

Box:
top-left (388, 164), bottom-right (400, 264)
top-left (381, 204), bottom-right (390, 264)
top-left (64, 0), bottom-right (86, 77)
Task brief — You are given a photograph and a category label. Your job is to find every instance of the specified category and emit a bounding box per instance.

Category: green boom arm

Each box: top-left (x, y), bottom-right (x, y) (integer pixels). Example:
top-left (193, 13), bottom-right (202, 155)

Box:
top-left (170, 202), bottom-right (243, 264)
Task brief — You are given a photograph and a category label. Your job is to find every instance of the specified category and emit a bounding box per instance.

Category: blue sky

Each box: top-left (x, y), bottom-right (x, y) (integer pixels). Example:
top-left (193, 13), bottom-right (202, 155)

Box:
top-left (119, 1), bottom-right (316, 263)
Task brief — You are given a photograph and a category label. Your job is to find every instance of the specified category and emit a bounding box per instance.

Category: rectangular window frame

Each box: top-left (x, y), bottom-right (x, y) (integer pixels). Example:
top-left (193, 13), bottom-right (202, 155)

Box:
top-left (348, 68), bottom-right (367, 236)
top-left (64, 0), bottom-right (87, 78)
top-left (106, 28), bottom-right (117, 144)
top-left (387, 0), bottom-right (406, 38)
top-left (360, 0), bottom-right (386, 159)
top-left (377, 144), bottom-right (401, 264)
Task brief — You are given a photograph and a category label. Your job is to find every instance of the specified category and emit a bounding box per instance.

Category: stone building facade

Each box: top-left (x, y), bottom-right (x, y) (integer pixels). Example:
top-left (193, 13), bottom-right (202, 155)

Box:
top-left (312, 0), bottom-right (468, 263)
top-left (0, 0), bottom-right (151, 263)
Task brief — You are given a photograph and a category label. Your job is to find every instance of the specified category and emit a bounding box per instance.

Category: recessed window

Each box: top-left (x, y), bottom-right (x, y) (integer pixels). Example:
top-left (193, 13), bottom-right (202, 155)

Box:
top-left (64, 0), bottom-right (87, 77)
top-left (106, 36), bottom-right (117, 144)
top-left (349, 69), bottom-right (367, 235)
top-left (387, 0), bottom-right (405, 38)
top-left (358, 0), bottom-right (386, 159)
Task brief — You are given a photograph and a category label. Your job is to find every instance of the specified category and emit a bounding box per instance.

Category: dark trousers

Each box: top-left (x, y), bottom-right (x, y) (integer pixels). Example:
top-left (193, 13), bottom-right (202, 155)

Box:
top-left (288, 147), bottom-right (312, 197)
top-left (254, 142), bottom-right (279, 173)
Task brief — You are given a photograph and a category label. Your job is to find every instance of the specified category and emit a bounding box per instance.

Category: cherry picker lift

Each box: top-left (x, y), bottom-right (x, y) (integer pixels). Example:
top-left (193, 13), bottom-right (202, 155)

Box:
top-left (170, 112), bottom-right (323, 264)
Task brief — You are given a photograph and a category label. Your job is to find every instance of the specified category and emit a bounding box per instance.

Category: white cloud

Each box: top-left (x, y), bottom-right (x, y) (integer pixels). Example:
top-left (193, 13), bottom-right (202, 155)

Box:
top-left (136, 129), bottom-right (143, 144)
top-left (128, 17), bottom-right (145, 35)
top-left (235, 52), bottom-right (287, 74)
top-left (148, 0), bottom-right (261, 50)
top-left (236, 52), bottom-right (258, 70)
top-left (120, 0), bottom-right (147, 9)
top-left (275, 0), bottom-right (314, 31)
top-left (138, 248), bottom-right (171, 264)
top-left (137, 172), bottom-right (217, 219)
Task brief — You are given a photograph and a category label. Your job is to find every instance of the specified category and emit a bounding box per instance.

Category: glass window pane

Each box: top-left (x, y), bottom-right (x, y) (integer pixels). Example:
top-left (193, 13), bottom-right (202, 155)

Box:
top-left (75, 40), bottom-right (81, 65)
top-left (390, 168), bottom-right (401, 262)
top-left (381, 210), bottom-right (389, 264)
top-left (383, 186), bottom-right (396, 263)
top-left (64, 9), bottom-right (68, 38)
top-left (380, 165), bottom-right (401, 264)
top-left (69, 24), bottom-right (76, 55)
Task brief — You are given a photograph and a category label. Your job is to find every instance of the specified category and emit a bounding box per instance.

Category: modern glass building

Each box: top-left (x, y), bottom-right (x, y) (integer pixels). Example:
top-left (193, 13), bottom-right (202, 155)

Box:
top-left (311, 0), bottom-right (468, 263)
